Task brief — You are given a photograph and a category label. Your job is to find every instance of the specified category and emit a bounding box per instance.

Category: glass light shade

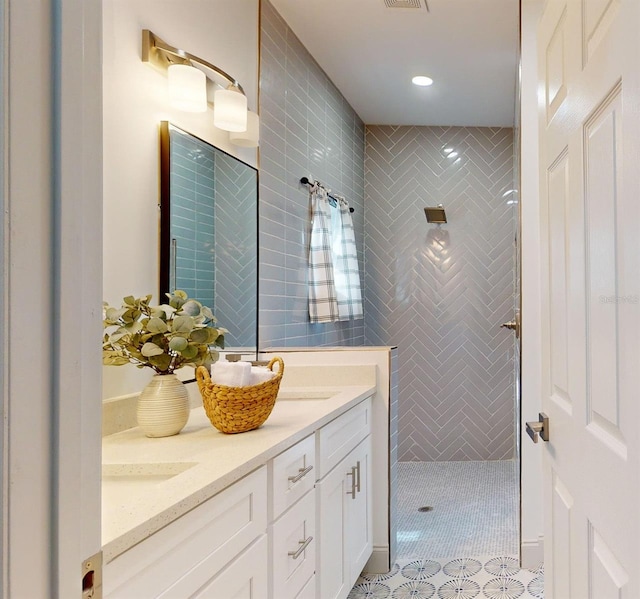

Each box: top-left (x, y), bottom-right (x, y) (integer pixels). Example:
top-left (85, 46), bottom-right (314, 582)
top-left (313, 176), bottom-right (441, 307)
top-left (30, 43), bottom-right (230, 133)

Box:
top-left (229, 111), bottom-right (260, 147)
top-left (213, 88), bottom-right (248, 132)
top-left (168, 64), bottom-right (207, 112)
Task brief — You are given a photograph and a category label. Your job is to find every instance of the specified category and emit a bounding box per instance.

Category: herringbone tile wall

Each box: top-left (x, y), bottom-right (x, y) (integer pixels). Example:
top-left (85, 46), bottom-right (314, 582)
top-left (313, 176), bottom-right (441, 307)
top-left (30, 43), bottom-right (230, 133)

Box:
top-left (258, 0), bottom-right (366, 349)
top-left (364, 126), bottom-right (517, 461)
top-left (214, 151), bottom-right (257, 348)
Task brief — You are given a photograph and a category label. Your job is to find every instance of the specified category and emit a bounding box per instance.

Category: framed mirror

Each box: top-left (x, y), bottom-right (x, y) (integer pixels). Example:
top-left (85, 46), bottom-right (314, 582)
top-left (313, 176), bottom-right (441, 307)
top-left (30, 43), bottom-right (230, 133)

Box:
top-left (159, 121), bottom-right (258, 353)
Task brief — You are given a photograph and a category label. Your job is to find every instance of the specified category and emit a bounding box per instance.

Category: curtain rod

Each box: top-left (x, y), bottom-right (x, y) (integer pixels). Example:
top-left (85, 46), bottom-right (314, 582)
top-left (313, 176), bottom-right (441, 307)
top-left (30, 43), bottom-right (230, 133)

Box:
top-left (300, 177), bottom-right (355, 213)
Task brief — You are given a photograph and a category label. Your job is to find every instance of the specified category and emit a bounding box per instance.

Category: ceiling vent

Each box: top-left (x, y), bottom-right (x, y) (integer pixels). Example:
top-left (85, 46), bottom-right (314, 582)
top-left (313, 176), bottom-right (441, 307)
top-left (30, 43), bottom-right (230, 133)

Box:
top-left (383, 0), bottom-right (427, 9)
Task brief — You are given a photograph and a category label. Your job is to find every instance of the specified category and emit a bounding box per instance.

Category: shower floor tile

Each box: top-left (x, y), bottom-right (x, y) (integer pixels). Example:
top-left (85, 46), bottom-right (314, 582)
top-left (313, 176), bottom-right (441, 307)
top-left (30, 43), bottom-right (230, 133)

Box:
top-left (350, 556), bottom-right (544, 599)
top-left (396, 460), bottom-right (519, 559)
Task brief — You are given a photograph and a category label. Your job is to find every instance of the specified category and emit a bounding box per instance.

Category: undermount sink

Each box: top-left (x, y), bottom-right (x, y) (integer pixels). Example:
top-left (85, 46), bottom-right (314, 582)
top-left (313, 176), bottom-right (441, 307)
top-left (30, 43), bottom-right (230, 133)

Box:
top-left (276, 390), bottom-right (336, 401)
top-left (102, 462), bottom-right (198, 487)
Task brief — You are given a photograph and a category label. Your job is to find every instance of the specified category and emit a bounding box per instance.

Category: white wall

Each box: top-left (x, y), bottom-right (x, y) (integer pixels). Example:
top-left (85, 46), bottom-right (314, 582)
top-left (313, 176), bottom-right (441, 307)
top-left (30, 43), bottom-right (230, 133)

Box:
top-left (102, 0), bottom-right (258, 399)
top-left (520, 0), bottom-right (545, 567)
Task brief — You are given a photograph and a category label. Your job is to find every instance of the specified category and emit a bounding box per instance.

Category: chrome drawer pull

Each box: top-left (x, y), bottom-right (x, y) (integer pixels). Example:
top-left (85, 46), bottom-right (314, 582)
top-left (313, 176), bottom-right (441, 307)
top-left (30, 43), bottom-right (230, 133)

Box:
top-left (355, 460), bottom-right (361, 493)
top-left (288, 536), bottom-right (313, 559)
top-left (346, 466), bottom-right (357, 499)
top-left (288, 465), bottom-right (313, 484)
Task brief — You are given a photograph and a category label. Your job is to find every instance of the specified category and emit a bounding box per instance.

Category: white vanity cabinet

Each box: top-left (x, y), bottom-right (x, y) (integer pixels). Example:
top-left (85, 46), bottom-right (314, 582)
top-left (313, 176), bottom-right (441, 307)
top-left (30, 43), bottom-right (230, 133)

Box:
top-left (316, 400), bottom-right (373, 599)
top-left (103, 466), bottom-right (268, 599)
top-left (103, 395), bottom-right (373, 599)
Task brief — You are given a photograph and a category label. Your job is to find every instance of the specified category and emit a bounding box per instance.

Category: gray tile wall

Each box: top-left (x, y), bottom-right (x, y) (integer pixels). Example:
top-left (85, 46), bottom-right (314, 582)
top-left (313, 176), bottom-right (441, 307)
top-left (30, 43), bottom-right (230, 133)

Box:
top-left (169, 128), bottom-right (257, 348)
top-left (170, 129), bottom-right (216, 309)
top-left (214, 151), bottom-right (258, 348)
top-left (259, 0), bottom-right (366, 349)
top-left (365, 126), bottom-right (516, 462)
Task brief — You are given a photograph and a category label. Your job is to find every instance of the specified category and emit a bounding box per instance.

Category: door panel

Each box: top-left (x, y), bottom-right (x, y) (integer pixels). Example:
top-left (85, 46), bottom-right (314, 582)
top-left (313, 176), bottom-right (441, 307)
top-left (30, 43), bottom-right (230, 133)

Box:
top-left (551, 471), bottom-right (572, 599)
top-left (588, 524), bottom-right (628, 599)
top-left (582, 0), bottom-right (619, 64)
top-left (584, 85), bottom-right (625, 454)
top-left (538, 0), bottom-right (640, 596)
top-left (547, 150), bottom-right (571, 409)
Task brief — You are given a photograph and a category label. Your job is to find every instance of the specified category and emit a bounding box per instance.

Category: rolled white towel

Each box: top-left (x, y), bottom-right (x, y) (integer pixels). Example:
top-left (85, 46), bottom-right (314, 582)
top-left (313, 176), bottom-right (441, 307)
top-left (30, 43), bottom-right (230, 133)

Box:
top-left (211, 360), bottom-right (252, 387)
top-left (250, 366), bottom-right (276, 386)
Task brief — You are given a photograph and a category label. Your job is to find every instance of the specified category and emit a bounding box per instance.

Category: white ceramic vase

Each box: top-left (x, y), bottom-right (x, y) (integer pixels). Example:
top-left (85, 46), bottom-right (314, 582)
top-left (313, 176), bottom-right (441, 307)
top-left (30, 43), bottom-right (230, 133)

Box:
top-left (136, 373), bottom-right (190, 438)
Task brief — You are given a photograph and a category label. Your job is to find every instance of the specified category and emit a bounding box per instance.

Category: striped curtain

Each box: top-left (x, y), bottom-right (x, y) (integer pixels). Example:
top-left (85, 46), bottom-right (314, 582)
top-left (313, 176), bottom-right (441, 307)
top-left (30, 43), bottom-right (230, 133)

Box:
top-left (308, 186), bottom-right (339, 323)
top-left (308, 185), bottom-right (363, 323)
top-left (332, 196), bottom-right (363, 321)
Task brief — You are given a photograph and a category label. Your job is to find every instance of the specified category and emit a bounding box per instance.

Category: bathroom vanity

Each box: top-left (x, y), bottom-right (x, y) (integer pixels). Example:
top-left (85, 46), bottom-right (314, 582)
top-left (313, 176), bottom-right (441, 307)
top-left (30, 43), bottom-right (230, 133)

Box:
top-left (102, 368), bottom-right (376, 599)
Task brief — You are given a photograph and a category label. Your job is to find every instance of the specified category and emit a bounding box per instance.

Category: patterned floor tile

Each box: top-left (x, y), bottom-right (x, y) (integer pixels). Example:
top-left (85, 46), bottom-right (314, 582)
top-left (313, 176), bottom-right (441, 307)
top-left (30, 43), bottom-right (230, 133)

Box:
top-left (349, 556), bottom-right (544, 599)
top-left (352, 462), bottom-right (544, 597)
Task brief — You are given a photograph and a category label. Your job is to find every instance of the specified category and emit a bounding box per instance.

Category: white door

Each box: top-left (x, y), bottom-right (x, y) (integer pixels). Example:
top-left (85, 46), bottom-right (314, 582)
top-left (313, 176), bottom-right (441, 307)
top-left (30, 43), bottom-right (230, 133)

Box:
top-left (537, 0), bottom-right (640, 596)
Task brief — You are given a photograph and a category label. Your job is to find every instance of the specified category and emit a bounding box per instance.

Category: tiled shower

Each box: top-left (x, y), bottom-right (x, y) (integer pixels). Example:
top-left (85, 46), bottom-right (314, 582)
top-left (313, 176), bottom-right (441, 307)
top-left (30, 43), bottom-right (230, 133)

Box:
top-left (364, 126), bottom-right (516, 462)
top-left (260, 0), bottom-right (519, 564)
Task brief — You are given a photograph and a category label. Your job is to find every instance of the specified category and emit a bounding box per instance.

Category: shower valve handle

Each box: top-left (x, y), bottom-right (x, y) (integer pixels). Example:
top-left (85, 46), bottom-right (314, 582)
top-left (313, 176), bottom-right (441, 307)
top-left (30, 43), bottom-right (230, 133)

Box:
top-left (500, 312), bottom-right (521, 339)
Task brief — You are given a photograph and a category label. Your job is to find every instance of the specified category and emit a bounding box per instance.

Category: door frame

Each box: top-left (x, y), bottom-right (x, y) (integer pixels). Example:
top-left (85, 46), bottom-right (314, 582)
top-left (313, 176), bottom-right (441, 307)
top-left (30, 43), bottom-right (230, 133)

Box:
top-left (519, 0), bottom-right (545, 569)
top-left (5, 0), bottom-right (102, 596)
top-left (1, 0), bottom-right (6, 593)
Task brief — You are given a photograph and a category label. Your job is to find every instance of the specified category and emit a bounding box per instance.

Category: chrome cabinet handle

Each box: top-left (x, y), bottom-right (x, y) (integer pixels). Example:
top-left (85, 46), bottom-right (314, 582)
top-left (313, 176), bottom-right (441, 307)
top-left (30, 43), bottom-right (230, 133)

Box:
top-left (288, 465), bottom-right (313, 484)
top-left (288, 536), bottom-right (313, 559)
top-left (526, 412), bottom-right (550, 443)
top-left (346, 466), bottom-right (357, 499)
top-left (355, 460), bottom-right (361, 493)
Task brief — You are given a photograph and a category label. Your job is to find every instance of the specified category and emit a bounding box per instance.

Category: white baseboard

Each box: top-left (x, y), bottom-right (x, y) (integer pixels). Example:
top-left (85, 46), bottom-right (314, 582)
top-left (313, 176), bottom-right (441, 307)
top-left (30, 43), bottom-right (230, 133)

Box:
top-left (521, 536), bottom-right (544, 569)
top-left (363, 546), bottom-right (390, 574)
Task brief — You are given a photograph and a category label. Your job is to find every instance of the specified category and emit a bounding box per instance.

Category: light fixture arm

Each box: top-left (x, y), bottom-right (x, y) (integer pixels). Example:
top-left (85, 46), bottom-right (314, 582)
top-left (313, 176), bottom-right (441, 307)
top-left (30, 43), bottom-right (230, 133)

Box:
top-left (142, 29), bottom-right (245, 96)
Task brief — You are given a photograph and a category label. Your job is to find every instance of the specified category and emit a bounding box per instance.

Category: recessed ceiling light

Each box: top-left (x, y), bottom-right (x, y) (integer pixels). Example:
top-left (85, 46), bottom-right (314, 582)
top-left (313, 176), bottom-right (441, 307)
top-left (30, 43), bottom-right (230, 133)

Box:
top-left (412, 75), bottom-right (434, 87)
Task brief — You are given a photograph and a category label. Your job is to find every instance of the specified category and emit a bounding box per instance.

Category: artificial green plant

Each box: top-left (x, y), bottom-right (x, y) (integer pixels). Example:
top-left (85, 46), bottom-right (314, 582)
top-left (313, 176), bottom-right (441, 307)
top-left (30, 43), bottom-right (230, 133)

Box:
top-left (103, 291), bottom-right (225, 374)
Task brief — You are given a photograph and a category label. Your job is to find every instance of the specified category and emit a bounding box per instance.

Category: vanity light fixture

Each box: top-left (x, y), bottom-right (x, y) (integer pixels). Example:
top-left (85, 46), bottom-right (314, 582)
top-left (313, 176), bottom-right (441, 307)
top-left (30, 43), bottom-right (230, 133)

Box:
top-left (142, 29), bottom-right (258, 145)
top-left (167, 64), bottom-right (207, 112)
top-left (214, 84), bottom-right (248, 132)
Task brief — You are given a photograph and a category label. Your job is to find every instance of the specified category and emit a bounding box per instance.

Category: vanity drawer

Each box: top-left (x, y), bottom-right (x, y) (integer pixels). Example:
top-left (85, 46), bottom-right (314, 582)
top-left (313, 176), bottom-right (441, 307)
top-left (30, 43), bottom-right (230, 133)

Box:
top-left (270, 489), bottom-right (316, 599)
top-left (104, 466), bottom-right (267, 598)
top-left (316, 397), bottom-right (371, 478)
top-left (270, 434), bottom-right (316, 520)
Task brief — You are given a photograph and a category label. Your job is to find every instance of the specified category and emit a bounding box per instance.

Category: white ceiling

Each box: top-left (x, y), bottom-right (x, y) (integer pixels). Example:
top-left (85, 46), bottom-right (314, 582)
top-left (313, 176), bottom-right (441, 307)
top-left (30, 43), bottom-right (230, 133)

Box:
top-left (269, 0), bottom-right (519, 127)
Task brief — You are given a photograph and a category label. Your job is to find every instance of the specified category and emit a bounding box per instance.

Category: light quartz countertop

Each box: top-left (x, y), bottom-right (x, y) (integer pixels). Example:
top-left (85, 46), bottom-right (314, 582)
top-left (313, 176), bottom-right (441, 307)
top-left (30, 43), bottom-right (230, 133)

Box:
top-left (102, 382), bottom-right (375, 563)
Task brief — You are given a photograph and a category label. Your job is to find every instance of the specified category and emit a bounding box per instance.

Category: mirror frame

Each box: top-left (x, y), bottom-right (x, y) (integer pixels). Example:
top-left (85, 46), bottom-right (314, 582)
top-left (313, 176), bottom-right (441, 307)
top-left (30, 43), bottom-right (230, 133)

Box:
top-left (158, 121), bottom-right (259, 355)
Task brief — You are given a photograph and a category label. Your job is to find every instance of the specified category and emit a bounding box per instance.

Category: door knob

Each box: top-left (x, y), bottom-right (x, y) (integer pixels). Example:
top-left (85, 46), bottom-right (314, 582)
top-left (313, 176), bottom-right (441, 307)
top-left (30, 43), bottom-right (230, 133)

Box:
top-left (526, 413), bottom-right (549, 443)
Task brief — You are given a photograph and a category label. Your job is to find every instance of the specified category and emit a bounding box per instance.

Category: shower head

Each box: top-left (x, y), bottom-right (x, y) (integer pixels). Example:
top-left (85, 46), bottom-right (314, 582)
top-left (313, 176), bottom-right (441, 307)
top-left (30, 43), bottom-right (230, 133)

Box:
top-left (424, 205), bottom-right (447, 224)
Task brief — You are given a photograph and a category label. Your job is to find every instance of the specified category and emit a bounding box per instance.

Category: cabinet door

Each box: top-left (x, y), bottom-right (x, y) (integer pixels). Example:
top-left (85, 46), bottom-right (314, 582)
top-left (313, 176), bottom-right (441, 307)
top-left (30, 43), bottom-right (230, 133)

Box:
top-left (316, 461), bottom-right (349, 599)
top-left (346, 436), bottom-right (372, 581)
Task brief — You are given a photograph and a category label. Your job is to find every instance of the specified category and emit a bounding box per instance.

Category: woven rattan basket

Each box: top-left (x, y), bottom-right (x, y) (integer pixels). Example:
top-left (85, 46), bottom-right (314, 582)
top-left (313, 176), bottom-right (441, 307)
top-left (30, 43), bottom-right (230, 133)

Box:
top-left (196, 356), bottom-right (284, 434)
